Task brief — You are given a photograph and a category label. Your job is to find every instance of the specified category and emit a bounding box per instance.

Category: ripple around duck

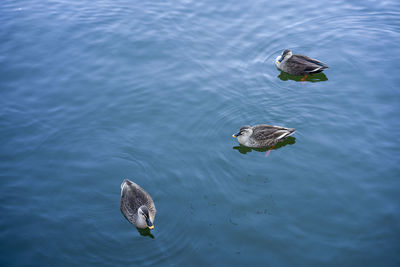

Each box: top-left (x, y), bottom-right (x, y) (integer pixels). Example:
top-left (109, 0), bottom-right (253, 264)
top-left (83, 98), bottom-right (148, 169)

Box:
top-left (178, 98), bottom-right (299, 209)
top-left (107, 187), bottom-right (199, 266)
top-left (244, 12), bottom-right (400, 93)
top-left (41, 166), bottom-right (199, 266)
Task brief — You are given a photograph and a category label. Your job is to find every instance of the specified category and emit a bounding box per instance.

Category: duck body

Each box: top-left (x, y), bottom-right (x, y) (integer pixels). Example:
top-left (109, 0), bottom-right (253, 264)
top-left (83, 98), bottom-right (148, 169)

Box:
top-left (275, 49), bottom-right (328, 76)
top-left (120, 179), bottom-right (156, 229)
top-left (233, 124), bottom-right (295, 148)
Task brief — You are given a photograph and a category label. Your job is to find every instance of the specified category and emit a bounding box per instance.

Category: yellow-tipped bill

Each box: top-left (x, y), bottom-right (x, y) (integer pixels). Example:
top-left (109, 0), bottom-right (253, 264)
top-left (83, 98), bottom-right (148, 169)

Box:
top-left (233, 131), bottom-right (241, 138)
top-left (146, 217), bottom-right (154, 229)
top-left (275, 55), bottom-right (283, 65)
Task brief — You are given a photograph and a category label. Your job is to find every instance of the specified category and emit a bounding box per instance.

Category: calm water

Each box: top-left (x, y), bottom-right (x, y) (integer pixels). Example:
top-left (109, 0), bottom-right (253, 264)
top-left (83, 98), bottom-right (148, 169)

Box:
top-left (1, 0), bottom-right (400, 266)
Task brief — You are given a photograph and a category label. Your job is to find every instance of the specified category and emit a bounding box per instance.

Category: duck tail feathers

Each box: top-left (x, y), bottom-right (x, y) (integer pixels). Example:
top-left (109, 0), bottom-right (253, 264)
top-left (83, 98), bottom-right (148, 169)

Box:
top-left (276, 128), bottom-right (296, 140)
top-left (121, 179), bottom-right (130, 191)
top-left (308, 65), bottom-right (328, 74)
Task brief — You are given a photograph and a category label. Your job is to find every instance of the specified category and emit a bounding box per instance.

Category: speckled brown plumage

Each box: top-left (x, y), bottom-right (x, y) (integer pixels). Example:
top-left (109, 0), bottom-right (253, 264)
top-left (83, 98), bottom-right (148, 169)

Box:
top-left (120, 179), bottom-right (156, 226)
top-left (276, 50), bottom-right (329, 76)
top-left (251, 125), bottom-right (295, 147)
top-left (283, 55), bottom-right (328, 75)
top-left (234, 124), bottom-right (296, 148)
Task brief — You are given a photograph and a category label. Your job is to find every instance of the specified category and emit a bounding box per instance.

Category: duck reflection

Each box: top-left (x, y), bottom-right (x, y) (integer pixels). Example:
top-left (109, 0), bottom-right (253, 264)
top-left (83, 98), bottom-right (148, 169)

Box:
top-left (233, 136), bottom-right (296, 154)
top-left (278, 71), bottom-right (328, 82)
top-left (137, 227), bottom-right (155, 239)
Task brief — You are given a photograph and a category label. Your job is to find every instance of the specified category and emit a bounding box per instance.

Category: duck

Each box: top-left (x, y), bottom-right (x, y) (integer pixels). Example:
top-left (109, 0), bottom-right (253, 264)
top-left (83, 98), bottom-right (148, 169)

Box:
top-left (120, 179), bottom-right (156, 229)
top-left (275, 49), bottom-right (328, 76)
top-left (232, 124), bottom-right (295, 148)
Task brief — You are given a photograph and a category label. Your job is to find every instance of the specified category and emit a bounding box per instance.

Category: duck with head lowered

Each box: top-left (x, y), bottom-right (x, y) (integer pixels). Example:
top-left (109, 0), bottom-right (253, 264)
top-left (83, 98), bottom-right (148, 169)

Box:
top-left (120, 179), bottom-right (156, 230)
top-left (275, 49), bottom-right (328, 80)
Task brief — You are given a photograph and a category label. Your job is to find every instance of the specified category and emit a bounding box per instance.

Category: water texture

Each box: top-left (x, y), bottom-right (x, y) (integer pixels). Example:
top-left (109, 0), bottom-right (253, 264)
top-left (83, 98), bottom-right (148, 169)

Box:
top-left (1, 0), bottom-right (400, 266)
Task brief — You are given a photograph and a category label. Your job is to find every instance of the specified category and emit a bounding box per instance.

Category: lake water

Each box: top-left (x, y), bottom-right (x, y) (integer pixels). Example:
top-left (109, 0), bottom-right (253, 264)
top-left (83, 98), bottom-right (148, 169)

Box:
top-left (1, 0), bottom-right (400, 266)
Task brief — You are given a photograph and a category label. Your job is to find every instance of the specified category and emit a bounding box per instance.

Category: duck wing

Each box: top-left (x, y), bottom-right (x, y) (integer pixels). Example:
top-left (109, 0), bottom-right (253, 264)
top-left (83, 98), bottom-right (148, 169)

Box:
top-left (252, 125), bottom-right (295, 142)
top-left (294, 55), bottom-right (328, 67)
top-left (291, 55), bottom-right (329, 74)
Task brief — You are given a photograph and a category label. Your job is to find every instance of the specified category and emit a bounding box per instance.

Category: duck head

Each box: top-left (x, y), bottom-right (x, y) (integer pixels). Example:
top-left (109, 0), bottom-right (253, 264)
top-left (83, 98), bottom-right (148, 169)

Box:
top-left (232, 125), bottom-right (253, 145)
top-left (138, 205), bottom-right (154, 230)
top-left (275, 49), bottom-right (293, 66)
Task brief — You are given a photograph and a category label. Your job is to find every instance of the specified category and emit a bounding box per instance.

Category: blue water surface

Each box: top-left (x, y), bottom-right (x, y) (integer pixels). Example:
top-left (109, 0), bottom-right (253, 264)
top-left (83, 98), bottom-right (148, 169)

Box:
top-left (1, 0), bottom-right (400, 266)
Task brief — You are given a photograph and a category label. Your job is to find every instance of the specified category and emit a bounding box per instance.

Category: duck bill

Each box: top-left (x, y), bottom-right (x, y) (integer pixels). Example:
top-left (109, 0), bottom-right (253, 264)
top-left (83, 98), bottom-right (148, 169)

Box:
top-left (146, 218), bottom-right (154, 229)
top-left (232, 132), bottom-right (240, 138)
